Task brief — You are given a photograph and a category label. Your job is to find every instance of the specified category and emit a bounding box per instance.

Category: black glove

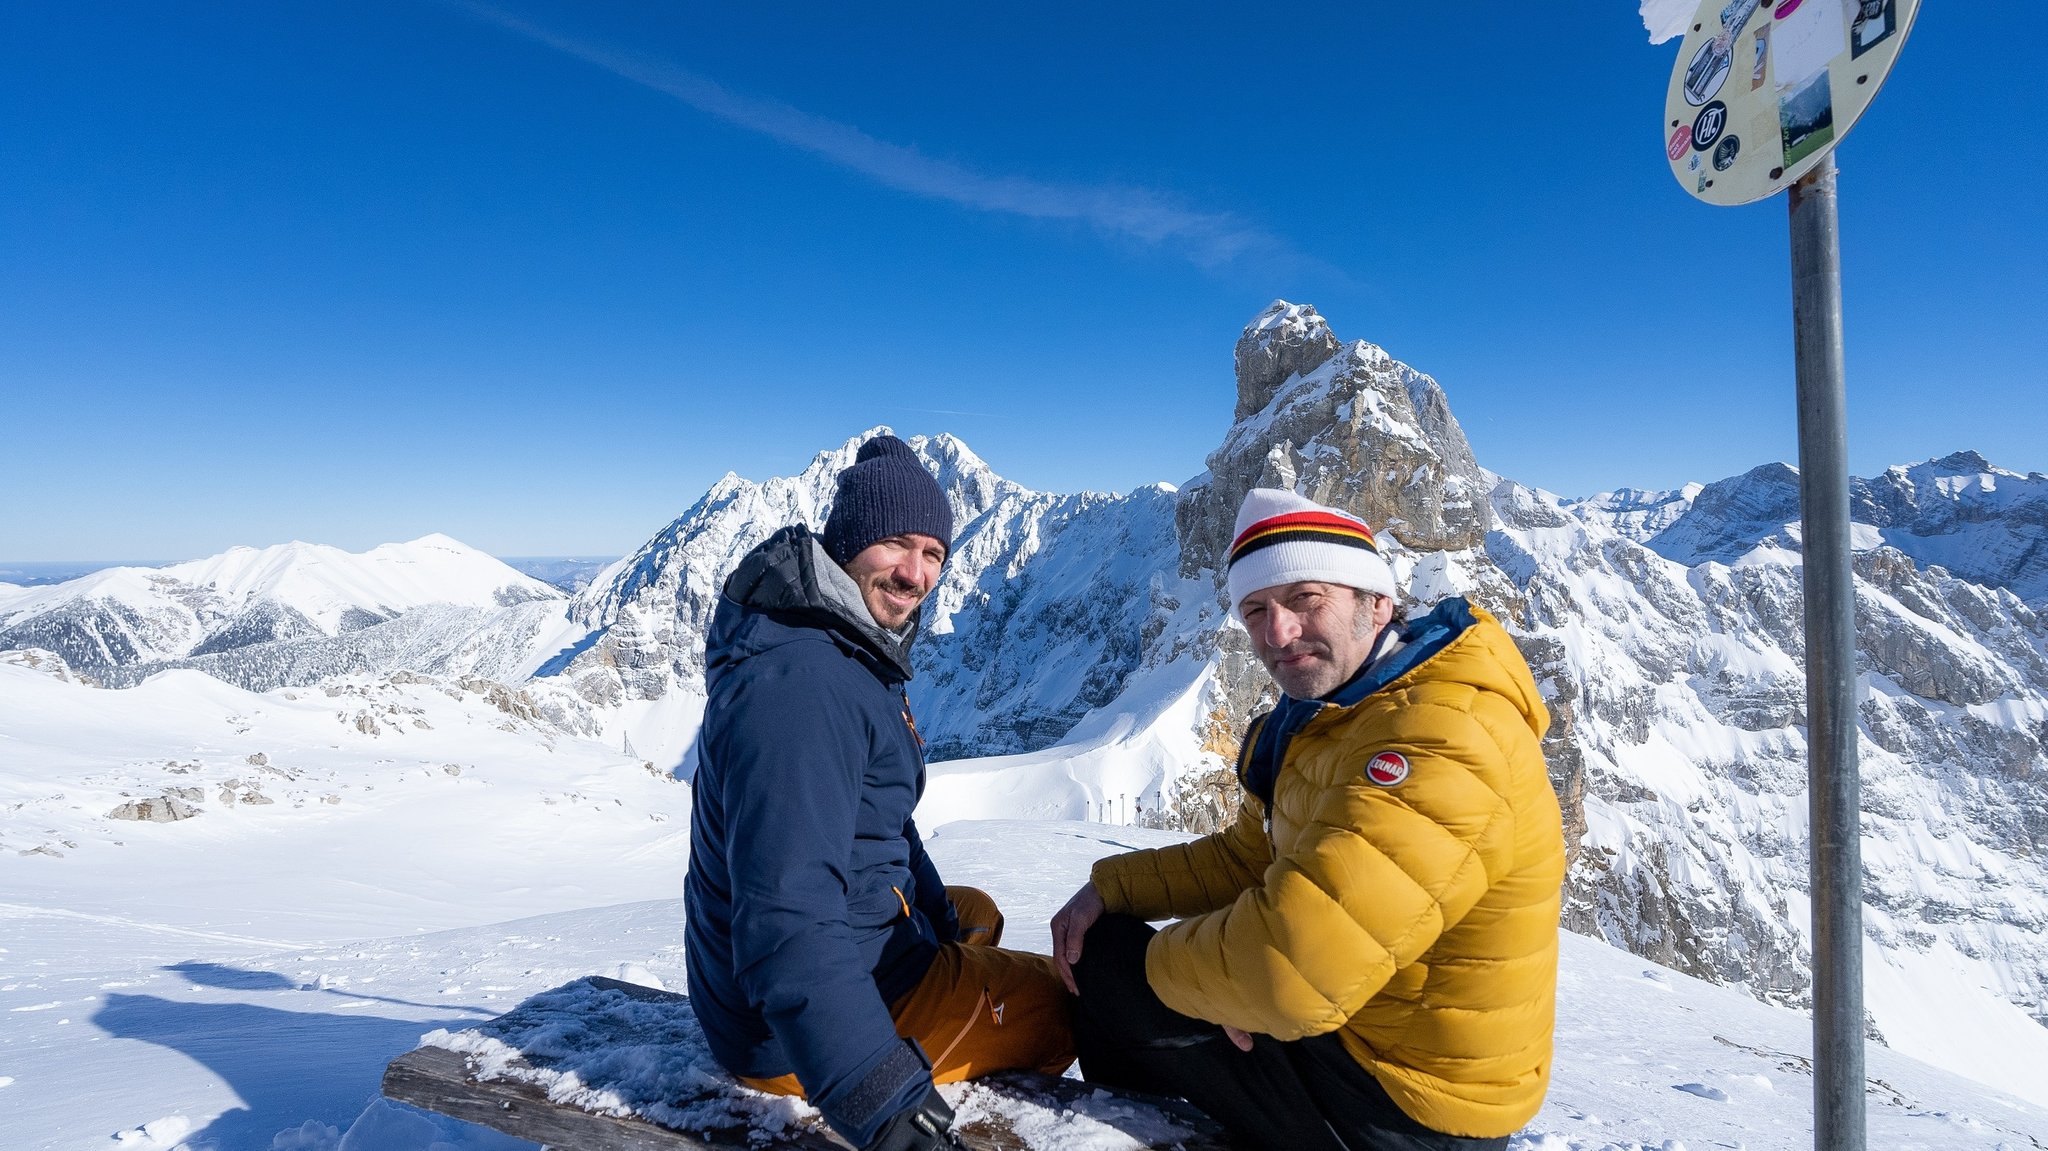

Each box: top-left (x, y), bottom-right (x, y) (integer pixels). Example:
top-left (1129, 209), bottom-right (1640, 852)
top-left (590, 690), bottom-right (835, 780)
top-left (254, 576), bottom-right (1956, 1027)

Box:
top-left (863, 1084), bottom-right (967, 1151)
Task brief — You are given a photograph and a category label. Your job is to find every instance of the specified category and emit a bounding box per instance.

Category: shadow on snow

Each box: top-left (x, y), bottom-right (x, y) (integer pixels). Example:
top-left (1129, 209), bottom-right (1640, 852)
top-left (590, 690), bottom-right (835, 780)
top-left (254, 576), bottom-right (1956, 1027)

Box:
top-left (93, 986), bottom-right (477, 1150)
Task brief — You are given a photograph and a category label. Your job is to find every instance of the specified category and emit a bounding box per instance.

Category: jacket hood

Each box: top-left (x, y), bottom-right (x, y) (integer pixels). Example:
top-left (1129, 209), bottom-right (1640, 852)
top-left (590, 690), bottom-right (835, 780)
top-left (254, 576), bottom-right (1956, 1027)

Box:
top-left (1358, 598), bottom-right (1547, 738)
top-left (706, 524), bottom-right (920, 687)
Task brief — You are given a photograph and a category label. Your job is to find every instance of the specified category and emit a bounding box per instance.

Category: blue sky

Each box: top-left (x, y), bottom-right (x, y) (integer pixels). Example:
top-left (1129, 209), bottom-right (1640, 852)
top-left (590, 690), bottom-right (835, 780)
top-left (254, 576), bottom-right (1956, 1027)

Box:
top-left (2, 2), bottom-right (2039, 561)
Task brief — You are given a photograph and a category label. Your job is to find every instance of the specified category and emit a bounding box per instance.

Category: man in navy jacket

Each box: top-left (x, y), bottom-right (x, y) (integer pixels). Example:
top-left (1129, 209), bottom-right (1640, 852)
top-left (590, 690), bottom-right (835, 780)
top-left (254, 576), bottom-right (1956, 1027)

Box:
top-left (686, 435), bottom-right (1073, 1151)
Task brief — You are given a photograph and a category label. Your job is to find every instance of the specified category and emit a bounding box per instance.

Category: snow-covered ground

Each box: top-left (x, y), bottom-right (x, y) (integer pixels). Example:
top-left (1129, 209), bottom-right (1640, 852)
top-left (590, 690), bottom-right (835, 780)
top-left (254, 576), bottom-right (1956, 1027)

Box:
top-left (5, 663), bottom-right (2046, 1150)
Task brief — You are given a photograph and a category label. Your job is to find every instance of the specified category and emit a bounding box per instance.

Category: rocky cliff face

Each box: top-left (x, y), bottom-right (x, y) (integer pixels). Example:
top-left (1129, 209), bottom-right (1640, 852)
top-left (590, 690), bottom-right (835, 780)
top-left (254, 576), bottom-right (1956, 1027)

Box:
top-left (913, 484), bottom-right (1182, 762)
top-left (1170, 301), bottom-right (1510, 736)
top-left (1507, 493), bottom-right (2048, 1020)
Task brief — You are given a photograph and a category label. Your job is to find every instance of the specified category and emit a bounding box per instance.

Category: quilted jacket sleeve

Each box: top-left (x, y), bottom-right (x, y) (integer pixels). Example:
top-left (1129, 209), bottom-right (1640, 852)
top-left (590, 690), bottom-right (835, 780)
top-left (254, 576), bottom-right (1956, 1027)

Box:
top-left (1142, 702), bottom-right (1518, 1040)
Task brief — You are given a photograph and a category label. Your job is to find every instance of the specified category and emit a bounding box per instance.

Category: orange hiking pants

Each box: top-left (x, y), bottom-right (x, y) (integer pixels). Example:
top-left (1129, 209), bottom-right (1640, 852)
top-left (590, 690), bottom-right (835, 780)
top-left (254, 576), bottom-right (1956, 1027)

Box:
top-left (740, 886), bottom-right (1075, 1094)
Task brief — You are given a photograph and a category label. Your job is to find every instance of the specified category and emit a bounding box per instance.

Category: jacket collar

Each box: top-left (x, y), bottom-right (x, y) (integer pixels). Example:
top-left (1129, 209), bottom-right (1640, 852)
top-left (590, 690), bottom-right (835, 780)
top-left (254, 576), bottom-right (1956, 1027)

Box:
top-left (1240, 597), bottom-right (1480, 806)
top-left (716, 525), bottom-right (920, 682)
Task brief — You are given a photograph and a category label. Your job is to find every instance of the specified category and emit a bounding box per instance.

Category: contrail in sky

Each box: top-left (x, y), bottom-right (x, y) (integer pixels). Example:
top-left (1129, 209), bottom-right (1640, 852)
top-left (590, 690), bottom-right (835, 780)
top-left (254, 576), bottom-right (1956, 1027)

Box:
top-left (456, 3), bottom-right (1300, 270)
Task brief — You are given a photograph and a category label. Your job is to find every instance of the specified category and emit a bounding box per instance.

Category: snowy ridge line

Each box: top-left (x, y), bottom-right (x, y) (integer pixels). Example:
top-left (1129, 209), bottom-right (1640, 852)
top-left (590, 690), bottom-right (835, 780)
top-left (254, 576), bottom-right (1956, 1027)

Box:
top-left (526, 427), bottom-right (1189, 775)
top-left (93, 599), bottom-right (571, 693)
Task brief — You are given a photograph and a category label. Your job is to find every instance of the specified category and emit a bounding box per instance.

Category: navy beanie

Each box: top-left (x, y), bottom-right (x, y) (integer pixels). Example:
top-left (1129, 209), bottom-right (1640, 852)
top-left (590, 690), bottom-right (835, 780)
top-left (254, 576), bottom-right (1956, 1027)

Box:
top-left (821, 435), bottom-right (954, 565)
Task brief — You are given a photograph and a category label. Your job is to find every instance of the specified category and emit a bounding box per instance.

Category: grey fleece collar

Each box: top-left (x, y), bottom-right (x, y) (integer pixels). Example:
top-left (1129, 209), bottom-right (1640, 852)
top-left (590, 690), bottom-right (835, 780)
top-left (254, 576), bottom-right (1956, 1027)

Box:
top-left (808, 537), bottom-right (918, 672)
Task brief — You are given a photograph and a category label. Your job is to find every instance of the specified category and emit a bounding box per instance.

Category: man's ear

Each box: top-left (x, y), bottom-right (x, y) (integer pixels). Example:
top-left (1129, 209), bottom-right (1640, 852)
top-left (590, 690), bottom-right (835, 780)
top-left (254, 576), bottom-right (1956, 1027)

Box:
top-left (1374, 593), bottom-right (1397, 630)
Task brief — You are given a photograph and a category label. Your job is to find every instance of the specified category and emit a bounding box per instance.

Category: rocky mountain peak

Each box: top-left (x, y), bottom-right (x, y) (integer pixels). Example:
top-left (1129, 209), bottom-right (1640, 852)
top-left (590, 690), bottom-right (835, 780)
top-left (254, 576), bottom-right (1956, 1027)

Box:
top-left (904, 431), bottom-right (1023, 530)
top-left (1857, 452), bottom-right (2048, 605)
top-left (1157, 303), bottom-right (1510, 758)
top-left (1927, 449), bottom-right (1996, 476)
top-left (1180, 303), bottom-right (1495, 587)
top-left (1234, 300), bottom-right (1341, 421)
top-left (1644, 462), bottom-right (1803, 566)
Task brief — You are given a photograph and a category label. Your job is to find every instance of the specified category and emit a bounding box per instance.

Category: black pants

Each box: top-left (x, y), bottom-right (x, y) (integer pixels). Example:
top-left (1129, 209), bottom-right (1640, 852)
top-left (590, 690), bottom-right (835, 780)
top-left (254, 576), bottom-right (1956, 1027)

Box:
top-left (1071, 915), bottom-right (1510, 1151)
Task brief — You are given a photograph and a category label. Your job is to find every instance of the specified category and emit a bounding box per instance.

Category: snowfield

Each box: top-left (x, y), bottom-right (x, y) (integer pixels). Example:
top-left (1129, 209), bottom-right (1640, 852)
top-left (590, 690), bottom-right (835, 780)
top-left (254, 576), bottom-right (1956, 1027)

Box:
top-left (3, 664), bottom-right (2045, 1150)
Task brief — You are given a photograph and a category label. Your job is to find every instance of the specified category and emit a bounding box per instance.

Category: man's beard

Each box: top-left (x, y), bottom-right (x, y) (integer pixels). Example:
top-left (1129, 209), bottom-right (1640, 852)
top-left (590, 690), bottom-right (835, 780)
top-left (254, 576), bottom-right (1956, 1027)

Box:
top-left (865, 575), bottom-right (928, 628)
top-left (1262, 611), bottom-right (1381, 699)
top-left (1263, 642), bottom-right (1337, 698)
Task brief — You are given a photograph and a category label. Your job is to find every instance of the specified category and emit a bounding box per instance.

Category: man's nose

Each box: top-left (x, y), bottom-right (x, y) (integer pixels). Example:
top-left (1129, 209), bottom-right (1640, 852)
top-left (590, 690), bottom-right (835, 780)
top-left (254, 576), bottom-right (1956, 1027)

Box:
top-left (1259, 609), bottom-right (1301, 650)
top-left (898, 553), bottom-right (938, 590)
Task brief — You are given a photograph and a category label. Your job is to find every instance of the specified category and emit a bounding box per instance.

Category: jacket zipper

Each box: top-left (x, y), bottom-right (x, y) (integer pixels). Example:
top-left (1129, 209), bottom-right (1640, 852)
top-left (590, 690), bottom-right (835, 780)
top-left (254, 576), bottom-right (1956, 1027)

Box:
top-left (900, 691), bottom-right (925, 750)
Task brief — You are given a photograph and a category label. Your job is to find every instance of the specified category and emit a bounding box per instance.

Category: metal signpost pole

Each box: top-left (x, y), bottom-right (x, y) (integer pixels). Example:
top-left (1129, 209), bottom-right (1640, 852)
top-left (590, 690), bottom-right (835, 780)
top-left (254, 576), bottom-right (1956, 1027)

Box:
top-left (1662, 6), bottom-right (1919, 1145)
top-left (1787, 152), bottom-right (1864, 1151)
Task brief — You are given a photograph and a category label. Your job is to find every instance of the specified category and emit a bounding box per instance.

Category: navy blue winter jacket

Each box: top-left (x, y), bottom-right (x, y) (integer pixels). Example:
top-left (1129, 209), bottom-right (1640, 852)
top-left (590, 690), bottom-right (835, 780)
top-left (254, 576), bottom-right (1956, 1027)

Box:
top-left (684, 525), bottom-right (959, 1148)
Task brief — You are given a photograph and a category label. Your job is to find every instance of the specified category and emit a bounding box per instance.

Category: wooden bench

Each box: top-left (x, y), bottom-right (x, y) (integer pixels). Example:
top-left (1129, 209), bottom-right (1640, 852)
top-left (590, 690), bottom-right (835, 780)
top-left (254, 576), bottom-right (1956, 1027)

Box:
top-left (382, 975), bottom-right (1235, 1150)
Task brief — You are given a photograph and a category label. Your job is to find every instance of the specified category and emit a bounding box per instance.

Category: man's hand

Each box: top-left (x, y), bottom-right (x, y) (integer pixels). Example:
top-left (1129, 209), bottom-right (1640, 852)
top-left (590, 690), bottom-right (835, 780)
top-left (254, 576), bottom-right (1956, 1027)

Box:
top-left (864, 1084), bottom-right (965, 1151)
top-left (1049, 883), bottom-right (1106, 995)
top-left (1222, 1025), bottom-right (1254, 1052)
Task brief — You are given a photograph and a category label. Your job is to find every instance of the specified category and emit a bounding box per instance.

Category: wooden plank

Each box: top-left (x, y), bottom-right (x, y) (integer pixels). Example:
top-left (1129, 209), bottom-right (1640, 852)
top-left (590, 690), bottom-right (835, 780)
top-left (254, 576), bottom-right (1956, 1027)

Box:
top-left (383, 1046), bottom-right (845, 1150)
top-left (583, 973), bottom-right (690, 1004)
top-left (382, 975), bottom-right (1240, 1150)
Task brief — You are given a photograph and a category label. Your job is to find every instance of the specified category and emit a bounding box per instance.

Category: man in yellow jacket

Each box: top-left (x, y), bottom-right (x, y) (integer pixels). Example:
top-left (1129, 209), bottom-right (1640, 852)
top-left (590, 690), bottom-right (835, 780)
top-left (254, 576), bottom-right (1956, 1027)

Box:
top-left (1050, 488), bottom-right (1565, 1150)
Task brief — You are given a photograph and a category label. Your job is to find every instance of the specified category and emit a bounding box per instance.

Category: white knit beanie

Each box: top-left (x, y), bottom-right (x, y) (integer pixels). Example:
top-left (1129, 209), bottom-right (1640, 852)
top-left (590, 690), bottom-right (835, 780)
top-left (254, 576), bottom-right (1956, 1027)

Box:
top-left (1225, 488), bottom-right (1396, 614)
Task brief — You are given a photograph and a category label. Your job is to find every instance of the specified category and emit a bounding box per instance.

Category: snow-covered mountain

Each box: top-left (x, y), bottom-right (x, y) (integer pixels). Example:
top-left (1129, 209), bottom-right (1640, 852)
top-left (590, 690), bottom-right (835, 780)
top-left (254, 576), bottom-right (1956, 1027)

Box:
top-left (1563, 484), bottom-right (1703, 541)
top-left (0, 535), bottom-right (565, 687)
top-left (1628, 455), bottom-right (2048, 607)
top-left (861, 300), bottom-right (2048, 1103)
top-left (6, 299), bottom-right (2046, 1111)
top-left (523, 433), bottom-right (1194, 771)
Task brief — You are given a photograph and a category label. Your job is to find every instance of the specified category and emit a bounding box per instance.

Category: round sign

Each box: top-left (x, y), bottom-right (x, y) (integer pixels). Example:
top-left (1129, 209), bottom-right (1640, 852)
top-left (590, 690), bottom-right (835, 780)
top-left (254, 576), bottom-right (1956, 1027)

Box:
top-left (1663, 0), bottom-right (1919, 206)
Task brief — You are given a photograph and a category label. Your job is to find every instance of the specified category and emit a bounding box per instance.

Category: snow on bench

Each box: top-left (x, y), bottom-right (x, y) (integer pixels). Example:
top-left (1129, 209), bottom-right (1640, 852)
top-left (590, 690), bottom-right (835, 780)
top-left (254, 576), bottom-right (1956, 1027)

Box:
top-left (381, 975), bottom-right (1236, 1151)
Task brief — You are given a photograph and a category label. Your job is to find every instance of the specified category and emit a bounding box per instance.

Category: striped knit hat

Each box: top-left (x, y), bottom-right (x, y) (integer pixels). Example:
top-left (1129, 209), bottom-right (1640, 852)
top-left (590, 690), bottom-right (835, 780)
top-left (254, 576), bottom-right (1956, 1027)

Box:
top-left (1226, 488), bottom-right (1396, 613)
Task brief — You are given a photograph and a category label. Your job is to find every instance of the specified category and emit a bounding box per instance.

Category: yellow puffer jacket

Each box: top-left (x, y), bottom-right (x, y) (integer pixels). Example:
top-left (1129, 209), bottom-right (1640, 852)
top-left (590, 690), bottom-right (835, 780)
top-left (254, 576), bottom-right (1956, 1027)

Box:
top-left (1090, 599), bottom-right (1565, 1139)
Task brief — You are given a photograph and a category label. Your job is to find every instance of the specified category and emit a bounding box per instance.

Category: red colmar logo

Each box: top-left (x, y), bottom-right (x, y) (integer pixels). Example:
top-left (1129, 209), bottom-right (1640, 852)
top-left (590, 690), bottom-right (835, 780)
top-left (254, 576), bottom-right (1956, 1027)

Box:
top-left (1365, 752), bottom-right (1411, 787)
